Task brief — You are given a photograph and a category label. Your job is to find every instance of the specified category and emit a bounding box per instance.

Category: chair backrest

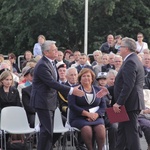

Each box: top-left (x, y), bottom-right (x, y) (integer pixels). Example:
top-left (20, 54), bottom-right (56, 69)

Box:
top-left (34, 113), bottom-right (40, 127)
top-left (65, 108), bottom-right (71, 129)
top-left (54, 107), bottom-right (66, 132)
top-left (34, 113), bottom-right (40, 132)
top-left (65, 108), bottom-right (80, 131)
top-left (143, 89), bottom-right (150, 109)
top-left (0, 106), bottom-right (31, 131)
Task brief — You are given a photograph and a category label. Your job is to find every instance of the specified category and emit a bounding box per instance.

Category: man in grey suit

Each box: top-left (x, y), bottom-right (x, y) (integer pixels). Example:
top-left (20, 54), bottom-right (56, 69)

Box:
top-left (113, 37), bottom-right (145, 150)
top-left (30, 40), bottom-right (84, 150)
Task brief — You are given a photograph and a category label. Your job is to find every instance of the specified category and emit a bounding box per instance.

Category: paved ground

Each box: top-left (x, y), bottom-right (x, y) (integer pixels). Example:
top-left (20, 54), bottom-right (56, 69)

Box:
top-left (32, 135), bottom-right (147, 150)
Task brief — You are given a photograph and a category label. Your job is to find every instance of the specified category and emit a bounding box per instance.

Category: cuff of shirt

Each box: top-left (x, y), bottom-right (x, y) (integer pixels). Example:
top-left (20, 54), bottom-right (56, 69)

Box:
top-left (69, 87), bottom-right (73, 95)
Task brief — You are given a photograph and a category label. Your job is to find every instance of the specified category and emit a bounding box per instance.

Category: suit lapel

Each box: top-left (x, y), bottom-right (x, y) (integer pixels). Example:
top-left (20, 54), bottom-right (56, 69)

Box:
top-left (116, 53), bottom-right (136, 80)
top-left (43, 56), bottom-right (57, 80)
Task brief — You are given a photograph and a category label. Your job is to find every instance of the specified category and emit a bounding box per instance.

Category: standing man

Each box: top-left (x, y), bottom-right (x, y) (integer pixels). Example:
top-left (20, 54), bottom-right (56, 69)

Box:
top-left (113, 37), bottom-right (145, 150)
top-left (30, 40), bottom-right (84, 150)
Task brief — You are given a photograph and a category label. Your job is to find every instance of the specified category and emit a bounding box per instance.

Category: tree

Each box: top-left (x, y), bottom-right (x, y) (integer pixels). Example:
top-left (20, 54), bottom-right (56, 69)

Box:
top-left (0, 0), bottom-right (62, 54)
top-left (0, 0), bottom-right (150, 55)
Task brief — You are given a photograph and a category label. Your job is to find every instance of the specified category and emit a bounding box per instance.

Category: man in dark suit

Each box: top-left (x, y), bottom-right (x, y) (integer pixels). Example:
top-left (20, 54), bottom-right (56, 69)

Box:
top-left (102, 53), bottom-right (115, 72)
top-left (58, 67), bottom-right (78, 118)
top-left (30, 40), bottom-right (84, 150)
top-left (76, 53), bottom-right (93, 73)
top-left (113, 37), bottom-right (145, 150)
top-left (100, 34), bottom-right (116, 54)
top-left (22, 85), bottom-right (35, 128)
top-left (69, 51), bottom-right (81, 67)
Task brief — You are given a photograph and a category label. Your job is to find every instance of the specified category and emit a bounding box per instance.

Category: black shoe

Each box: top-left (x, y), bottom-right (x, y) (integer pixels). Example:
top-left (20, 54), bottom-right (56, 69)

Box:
top-left (76, 144), bottom-right (87, 150)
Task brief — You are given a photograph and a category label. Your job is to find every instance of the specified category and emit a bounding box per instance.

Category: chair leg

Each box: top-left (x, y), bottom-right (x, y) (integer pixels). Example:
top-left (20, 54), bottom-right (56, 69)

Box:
top-left (55, 135), bottom-right (62, 150)
top-left (62, 133), bottom-right (67, 150)
top-left (3, 132), bottom-right (6, 150)
top-left (70, 131), bottom-right (75, 148)
top-left (106, 129), bottom-right (109, 150)
top-left (0, 131), bottom-right (2, 150)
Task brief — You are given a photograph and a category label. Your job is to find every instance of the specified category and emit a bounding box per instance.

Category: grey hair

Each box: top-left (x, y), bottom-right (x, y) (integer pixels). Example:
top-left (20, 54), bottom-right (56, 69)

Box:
top-left (107, 69), bottom-right (118, 78)
top-left (122, 37), bottom-right (136, 52)
top-left (66, 67), bottom-right (78, 76)
top-left (93, 50), bottom-right (102, 55)
top-left (114, 55), bottom-right (122, 60)
top-left (41, 40), bottom-right (56, 54)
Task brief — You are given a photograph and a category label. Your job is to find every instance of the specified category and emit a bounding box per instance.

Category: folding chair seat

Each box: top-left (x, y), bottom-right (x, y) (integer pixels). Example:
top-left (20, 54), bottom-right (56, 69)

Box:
top-left (0, 106), bottom-right (35, 150)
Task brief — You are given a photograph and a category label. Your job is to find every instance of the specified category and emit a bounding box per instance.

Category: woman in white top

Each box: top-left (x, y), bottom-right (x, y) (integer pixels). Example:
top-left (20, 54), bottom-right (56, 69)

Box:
top-left (136, 33), bottom-right (148, 53)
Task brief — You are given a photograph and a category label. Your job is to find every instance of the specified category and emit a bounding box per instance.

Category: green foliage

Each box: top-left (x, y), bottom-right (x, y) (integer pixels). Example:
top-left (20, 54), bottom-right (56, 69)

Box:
top-left (0, 0), bottom-right (150, 55)
top-left (0, 0), bottom-right (62, 54)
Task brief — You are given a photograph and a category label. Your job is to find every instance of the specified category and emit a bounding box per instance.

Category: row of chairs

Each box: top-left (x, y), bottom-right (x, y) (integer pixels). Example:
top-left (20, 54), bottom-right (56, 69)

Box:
top-left (0, 106), bottom-right (109, 150)
top-left (0, 106), bottom-right (73, 150)
top-left (0, 106), bottom-right (35, 150)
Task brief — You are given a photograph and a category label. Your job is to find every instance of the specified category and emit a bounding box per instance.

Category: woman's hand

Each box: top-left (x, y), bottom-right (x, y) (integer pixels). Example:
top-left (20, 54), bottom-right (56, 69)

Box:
top-left (86, 112), bottom-right (99, 122)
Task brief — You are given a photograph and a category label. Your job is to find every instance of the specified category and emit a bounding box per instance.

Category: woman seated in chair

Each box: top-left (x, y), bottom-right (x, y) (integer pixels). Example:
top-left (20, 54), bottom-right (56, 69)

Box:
top-left (68, 68), bottom-right (106, 150)
top-left (0, 70), bottom-right (21, 110)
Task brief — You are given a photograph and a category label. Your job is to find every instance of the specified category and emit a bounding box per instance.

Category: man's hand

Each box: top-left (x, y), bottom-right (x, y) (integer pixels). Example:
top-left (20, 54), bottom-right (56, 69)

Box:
top-left (96, 86), bottom-right (109, 98)
top-left (72, 86), bottom-right (84, 97)
top-left (113, 103), bottom-right (121, 113)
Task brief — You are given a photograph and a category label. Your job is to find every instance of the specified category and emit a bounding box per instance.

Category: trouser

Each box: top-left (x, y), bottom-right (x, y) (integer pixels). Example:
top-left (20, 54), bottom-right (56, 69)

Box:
top-left (115, 111), bottom-right (141, 150)
top-left (36, 109), bottom-right (54, 150)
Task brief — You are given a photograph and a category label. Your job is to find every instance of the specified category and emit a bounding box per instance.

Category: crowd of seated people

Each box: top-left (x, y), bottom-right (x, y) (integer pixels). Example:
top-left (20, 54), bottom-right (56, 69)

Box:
top-left (0, 33), bottom-right (149, 150)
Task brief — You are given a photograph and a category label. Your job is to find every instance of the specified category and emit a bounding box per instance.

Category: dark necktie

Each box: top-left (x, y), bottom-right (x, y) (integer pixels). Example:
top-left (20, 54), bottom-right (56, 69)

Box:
top-left (52, 61), bottom-right (56, 68)
top-left (52, 61), bottom-right (57, 78)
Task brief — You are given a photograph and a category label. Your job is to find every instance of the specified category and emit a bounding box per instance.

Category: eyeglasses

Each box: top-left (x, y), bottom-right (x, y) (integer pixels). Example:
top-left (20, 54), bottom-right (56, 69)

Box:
top-left (115, 61), bottom-right (122, 63)
top-left (118, 46), bottom-right (127, 49)
top-left (137, 36), bottom-right (143, 38)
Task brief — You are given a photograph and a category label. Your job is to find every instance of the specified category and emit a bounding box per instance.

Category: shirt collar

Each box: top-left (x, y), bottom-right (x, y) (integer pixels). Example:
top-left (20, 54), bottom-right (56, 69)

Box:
top-left (44, 56), bottom-right (54, 64)
top-left (123, 52), bottom-right (134, 61)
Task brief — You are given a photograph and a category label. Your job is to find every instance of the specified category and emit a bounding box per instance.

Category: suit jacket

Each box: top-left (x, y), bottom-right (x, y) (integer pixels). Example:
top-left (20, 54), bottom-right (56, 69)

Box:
top-left (100, 42), bottom-right (116, 54)
top-left (68, 85), bottom-right (106, 123)
top-left (76, 64), bottom-right (94, 73)
top-left (22, 85), bottom-right (35, 114)
top-left (69, 61), bottom-right (76, 67)
top-left (58, 81), bottom-right (70, 117)
top-left (107, 85), bottom-right (115, 106)
top-left (102, 64), bottom-right (115, 72)
top-left (63, 59), bottom-right (70, 68)
top-left (114, 53), bottom-right (145, 111)
top-left (0, 86), bottom-right (21, 110)
top-left (30, 56), bottom-right (71, 111)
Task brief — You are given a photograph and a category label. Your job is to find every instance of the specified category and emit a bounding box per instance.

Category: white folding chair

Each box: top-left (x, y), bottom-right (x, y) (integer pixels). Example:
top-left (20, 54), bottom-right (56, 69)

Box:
top-left (0, 106), bottom-right (36, 150)
top-left (67, 108), bottom-right (108, 150)
top-left (65, 108), bottom-right (80, 149)
top-left (54, 107), bottom-right (70, 150)
top-left (34, 112), bottom-right (40, 146)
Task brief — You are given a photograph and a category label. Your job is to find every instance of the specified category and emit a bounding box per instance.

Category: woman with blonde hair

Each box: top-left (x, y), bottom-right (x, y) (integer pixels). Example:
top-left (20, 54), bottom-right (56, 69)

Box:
top-left (0, 54), bottom-right (4, 64)
top-left (0, 70), bottom-right (21, 110)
